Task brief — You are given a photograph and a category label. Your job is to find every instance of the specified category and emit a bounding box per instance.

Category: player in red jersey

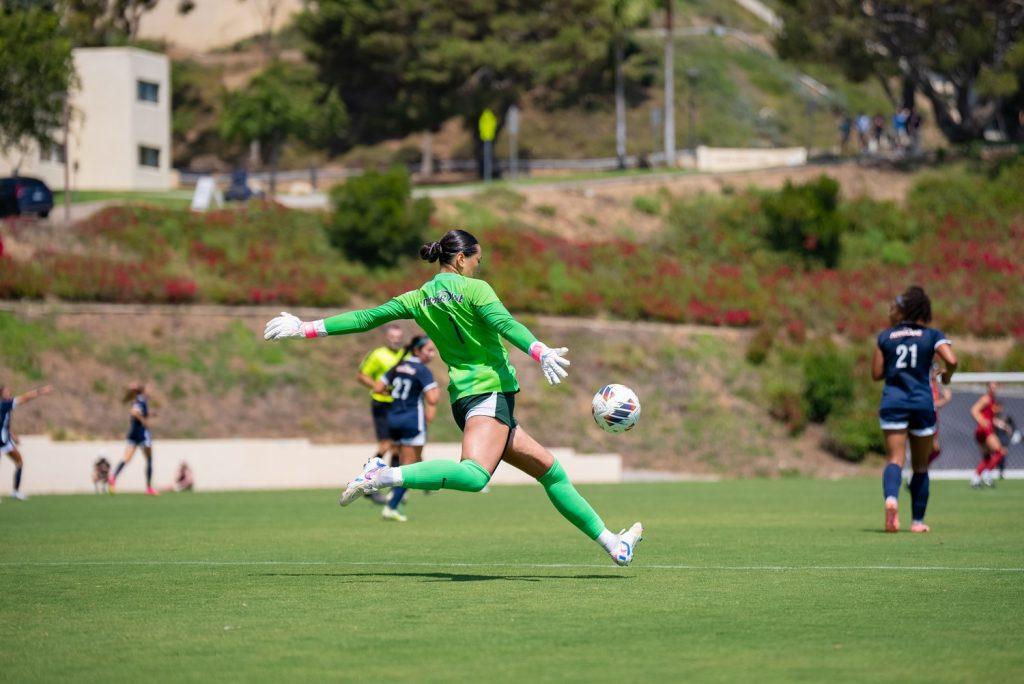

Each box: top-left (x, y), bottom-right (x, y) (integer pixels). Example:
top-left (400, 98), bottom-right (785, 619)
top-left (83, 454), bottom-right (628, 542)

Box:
top-left (970, 382), bottom-right (1005, 488)
top-left (928, 363), bottom-right (952, 465)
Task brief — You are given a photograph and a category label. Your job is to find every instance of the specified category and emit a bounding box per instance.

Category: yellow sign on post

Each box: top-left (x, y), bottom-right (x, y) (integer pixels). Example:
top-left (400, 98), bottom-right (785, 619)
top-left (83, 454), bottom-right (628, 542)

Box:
top-left (478, 108), bottom-right (497, 142)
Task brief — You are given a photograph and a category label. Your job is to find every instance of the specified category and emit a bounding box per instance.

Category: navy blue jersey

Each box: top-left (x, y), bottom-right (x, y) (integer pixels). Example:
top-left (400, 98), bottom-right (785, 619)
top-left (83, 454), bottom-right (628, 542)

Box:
top-left (383, 359), bottom-right (437, 428)
top-left (877, 324), bottom-right (950, 409)
top-left (129, 395), bottom-right (149, 436)
top-left (0, 398), bottom-right (15, 445)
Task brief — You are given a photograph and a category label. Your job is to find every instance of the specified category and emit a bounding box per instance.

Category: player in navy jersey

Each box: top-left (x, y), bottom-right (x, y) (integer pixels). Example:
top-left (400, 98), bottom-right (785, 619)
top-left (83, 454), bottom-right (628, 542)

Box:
top-left (372, 335), bottom-right (440, 522)
top-left (110, 383), bottom-right (158, 496)
top-left (0, 383), bottom-right (52, 501)
top-left (873, 286), bottom-right (957, 533)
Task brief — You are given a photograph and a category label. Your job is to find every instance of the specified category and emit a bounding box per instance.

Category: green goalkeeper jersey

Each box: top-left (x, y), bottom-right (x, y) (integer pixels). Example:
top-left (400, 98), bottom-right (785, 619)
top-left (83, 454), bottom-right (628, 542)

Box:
top-left (322, 273), bottom-right (538, 402)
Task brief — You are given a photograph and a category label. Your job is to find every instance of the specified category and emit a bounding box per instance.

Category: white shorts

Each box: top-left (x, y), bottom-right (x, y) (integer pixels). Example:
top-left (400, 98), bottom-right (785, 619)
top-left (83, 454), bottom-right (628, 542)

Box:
top-left (395, 431), bottom-right (426, 447)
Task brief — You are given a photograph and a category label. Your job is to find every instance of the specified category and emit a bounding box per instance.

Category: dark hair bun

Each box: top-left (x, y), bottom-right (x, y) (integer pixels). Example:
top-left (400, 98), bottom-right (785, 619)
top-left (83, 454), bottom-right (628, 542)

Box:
top-left (419, 241), bottom-right (442, 262)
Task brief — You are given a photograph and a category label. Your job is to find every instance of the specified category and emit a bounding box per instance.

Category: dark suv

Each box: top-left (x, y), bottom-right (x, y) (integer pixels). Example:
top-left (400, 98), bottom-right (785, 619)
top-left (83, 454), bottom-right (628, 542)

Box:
top-left (0, 176), bottom-right (54, 218)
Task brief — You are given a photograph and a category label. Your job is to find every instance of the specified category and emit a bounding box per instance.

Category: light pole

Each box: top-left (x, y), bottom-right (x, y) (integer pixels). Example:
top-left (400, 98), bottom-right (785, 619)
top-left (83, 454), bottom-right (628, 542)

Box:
top-left (663, 0), bottom-right (675, 167)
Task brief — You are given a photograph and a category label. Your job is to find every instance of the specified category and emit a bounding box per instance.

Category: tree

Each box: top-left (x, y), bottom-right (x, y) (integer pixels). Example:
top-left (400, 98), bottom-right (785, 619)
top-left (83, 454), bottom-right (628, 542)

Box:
top-left (299, 0), bottom-right (617, 174)
top-left (0, 6), bottom-right (74, 154)
top-left (327, 166), bottom-right (433, 268)
top-left (608, 0), bottom-right (654, 169)
top-left (775, 1), bottom-right (1024, 143)
top-left (219, 62), bottom-right (347, 194)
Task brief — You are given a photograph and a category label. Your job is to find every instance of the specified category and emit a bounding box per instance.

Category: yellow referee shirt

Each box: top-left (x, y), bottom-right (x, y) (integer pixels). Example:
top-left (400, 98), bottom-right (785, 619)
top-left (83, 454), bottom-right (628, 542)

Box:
top-left (359, 346), bottom-right (406, 403)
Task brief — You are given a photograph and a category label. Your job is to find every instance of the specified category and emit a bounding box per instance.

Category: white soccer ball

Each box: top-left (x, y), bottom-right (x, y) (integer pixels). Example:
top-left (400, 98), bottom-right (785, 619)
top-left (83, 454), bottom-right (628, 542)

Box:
top-left (592, 384), bottom-right (641, 433)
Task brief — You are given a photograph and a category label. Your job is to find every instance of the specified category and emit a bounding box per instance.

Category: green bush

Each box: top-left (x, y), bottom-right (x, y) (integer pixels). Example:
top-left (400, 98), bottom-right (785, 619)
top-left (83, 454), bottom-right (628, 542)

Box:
top-left (802, 342), bottom-right (854, 422)
top-left (824, 403), bottom-right (884, 462)
top-left (761, 176), bottom-right (846, 267)
top-left (745, 326), bottom-right (775, 365)
top-left (632, 195), bottom-right (661, 216)
top-left (327, 167), bottom-right (433, 267)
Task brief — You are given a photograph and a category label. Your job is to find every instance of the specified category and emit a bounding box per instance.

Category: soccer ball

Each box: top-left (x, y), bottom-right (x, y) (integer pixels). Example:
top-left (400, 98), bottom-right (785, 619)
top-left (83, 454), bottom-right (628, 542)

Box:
top-left (592, 384), bottom-right (641, 433)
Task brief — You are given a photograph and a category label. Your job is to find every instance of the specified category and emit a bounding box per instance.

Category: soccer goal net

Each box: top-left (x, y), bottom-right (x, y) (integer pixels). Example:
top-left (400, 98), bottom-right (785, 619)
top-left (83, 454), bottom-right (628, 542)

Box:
top-left (929, 372), bottom-right (1024, 479)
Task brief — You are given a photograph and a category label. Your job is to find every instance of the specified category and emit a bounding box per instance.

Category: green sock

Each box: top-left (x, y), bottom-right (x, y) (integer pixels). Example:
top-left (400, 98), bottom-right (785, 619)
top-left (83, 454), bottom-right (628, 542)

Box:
top-left (538, 459), bottom-right (606, 540)
top-left (398, 459), bottom-right (491, 492)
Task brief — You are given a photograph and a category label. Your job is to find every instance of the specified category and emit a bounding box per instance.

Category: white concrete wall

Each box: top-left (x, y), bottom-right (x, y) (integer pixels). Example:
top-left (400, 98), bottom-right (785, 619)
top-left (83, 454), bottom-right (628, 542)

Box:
top-left (0, 48), bottom-right (172, 191)
top-left (696, 146), bottom-right (807, 173)
top-left (0, 437), bottom-right (622, 495)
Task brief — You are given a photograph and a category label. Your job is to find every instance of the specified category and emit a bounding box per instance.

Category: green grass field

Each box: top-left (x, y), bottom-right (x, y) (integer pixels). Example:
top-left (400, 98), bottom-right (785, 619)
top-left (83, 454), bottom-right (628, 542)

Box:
top-left (2, 479), bottom-right (1022, 682)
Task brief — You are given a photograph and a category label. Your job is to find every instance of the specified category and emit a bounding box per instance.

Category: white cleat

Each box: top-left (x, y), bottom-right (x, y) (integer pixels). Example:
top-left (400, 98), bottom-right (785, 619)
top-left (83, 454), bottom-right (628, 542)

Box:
top-left (339, 457), bottom-right (388, 507)
top-left (381, 506), bottom-right (408, 522)
top-left (611, 522), bottom-right (643, 567)
top-left (982, 471), bottom-right (996, 488)
top-left (11, 491), bottom-right (27, 501)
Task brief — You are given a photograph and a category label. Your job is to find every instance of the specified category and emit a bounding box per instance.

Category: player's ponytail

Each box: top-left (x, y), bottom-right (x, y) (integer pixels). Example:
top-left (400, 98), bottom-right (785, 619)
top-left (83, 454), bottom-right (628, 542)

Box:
top-left (122, 383), bottom-right (143, 404)
top-left (419, 229), bottom-right (479, 266)
top-left (897, 285), bottom-right (932, 324)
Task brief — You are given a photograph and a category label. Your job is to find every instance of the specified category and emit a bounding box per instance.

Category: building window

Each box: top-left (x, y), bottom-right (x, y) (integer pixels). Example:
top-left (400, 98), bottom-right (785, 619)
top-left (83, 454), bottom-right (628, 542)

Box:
top-left (139, 146), bottom-right (160, 168)
top-left (137, 80), bottom-right (159, 103)
top-left (41, 140), bottom-right (66, 163)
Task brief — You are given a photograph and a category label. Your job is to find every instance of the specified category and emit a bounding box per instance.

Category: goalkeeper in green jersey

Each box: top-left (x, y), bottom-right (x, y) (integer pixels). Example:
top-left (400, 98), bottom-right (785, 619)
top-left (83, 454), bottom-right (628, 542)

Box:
top-left (264, 229), bottom-right (643, 566)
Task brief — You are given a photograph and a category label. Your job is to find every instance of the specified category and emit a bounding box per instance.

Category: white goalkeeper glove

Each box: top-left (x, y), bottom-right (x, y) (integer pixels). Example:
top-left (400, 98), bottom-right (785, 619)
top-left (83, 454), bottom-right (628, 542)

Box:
top-left (263, 312), bottom-right (326, 341)
top-left (529, 342), bottom-right (570, 385)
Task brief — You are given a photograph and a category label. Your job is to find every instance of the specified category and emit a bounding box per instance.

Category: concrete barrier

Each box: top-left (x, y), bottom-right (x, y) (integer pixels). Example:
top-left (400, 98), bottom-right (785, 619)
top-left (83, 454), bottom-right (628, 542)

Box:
top-left (695, 146), bottom-right (807, 173)
top-left (0, 437), bottom-right (622, 495)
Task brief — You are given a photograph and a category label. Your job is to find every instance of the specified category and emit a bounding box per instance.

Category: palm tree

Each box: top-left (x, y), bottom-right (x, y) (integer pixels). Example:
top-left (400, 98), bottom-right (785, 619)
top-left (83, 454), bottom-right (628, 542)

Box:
top-left (608, 0), bottom-right (653, 169)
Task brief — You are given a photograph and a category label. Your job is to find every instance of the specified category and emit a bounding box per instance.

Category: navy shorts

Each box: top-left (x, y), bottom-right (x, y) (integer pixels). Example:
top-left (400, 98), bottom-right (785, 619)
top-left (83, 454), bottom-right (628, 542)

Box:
top-left (879, 406), bottom-right (937, 437)
top-left (371, 400), bottom-right (391, 441)
top-left (126, 428), bottom-right (152, 447)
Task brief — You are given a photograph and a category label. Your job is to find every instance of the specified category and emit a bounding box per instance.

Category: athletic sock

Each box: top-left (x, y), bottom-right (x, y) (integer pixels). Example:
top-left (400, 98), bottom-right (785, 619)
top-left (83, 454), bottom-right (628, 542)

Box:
top-left (13, 466), bottom-right (21, 492)
top-left (883, 463), bottom-right (902, 501)
top-left (908, 472), bottom-right (929, 522)
top-left (113, 461), bottom-right (126, 479)
top-left (145, 459), bottom-right (153, 487)
top-left (391, 460), bottom-right (491, 492)
top-left (988, 451), bottom-right (1005, 470)
top-left (596, 529), bottom-right (619, 554)
top-left (976, 457), bottom-right (992, 475)
top-left (388, 486), bottom-right (408, 510)
top-left (538, 460), bottom-right (606, 540)
top-left (389, 454), bottom-right (400, 468)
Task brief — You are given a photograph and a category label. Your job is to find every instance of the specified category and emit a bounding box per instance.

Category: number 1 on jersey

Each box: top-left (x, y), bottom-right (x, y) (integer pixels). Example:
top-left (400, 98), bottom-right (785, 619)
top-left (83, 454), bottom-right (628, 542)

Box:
top-left (448, 314), bottom-right (465, 344)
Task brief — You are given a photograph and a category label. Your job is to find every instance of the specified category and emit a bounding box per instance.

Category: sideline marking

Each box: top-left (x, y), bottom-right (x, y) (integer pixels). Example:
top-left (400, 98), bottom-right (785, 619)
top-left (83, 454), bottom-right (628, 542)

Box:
top-left (0, 560), bottom-right (1022, 572)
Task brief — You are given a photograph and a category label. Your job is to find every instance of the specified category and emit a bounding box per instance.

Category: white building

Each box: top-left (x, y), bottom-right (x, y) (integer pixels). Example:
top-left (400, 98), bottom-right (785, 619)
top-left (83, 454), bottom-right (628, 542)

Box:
top-left (0, 47), bottom-right (173, 191)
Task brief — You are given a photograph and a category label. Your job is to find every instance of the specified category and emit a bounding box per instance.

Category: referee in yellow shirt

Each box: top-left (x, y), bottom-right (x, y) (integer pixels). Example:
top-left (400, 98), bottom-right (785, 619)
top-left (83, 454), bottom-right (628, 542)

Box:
top-left (357, 324), bottom-right (407, 473)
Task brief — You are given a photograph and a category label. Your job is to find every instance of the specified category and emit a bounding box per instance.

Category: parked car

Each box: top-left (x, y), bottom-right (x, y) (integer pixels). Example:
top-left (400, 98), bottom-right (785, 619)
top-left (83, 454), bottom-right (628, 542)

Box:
top-left (0, 176), bottom-right (54, 218)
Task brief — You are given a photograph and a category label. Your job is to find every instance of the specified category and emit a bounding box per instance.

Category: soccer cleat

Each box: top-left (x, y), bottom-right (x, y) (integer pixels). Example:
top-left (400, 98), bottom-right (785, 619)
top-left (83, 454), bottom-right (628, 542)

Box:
top-left (381, 506), bottom-right (408, 522)
top-left (970, 473), bottom-right (982, 489)
top-left (611, 522), bottom-right (643, 566)
top-left (339, 457), bottom-right (388, 507)
top-left (145, 487), bottom-right (160, 496)
top-left (982, 471), bottom-right (996, 488)
top-left (884, 497), bottom-right (899, 533)
top-left (910, 521), bottom-right (930, 533)
top-left (11, 491), bottom-right (27, 501)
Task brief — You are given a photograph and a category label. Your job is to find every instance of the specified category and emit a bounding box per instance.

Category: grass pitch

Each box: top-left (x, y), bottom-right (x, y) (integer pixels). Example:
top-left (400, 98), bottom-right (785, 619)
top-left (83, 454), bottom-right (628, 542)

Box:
top-left (1, 479), bottom-right (1022, 682)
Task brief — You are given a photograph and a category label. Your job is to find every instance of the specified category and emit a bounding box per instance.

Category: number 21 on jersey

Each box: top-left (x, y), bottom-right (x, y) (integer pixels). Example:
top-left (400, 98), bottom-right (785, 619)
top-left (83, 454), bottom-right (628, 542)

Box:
top-left (895, 343), bottom-right (918, 369)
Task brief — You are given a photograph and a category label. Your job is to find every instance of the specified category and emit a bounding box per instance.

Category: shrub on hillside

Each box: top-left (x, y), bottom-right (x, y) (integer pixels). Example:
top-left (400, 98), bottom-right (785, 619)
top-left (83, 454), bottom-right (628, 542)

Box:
top-left (762, 176), bottom-right (846, 267)
top-left (327, 167), bottom-right (433, 267)
top-left (745, 326), bottom-right (775, 365)
top-left (824, 403), bottom-right (884, 462)
top-left (802, 342), bottom-right (854, 422)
